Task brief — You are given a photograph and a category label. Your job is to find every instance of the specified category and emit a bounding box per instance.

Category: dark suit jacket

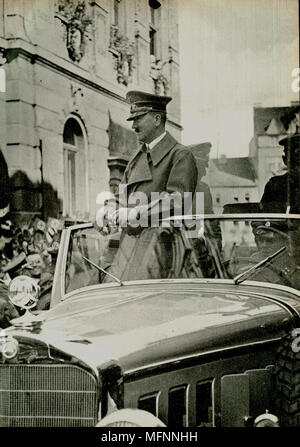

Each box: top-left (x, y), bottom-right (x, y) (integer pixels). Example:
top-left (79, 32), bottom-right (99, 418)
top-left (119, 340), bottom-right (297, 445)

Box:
top-left (260, 172), bottom-right (300, 213)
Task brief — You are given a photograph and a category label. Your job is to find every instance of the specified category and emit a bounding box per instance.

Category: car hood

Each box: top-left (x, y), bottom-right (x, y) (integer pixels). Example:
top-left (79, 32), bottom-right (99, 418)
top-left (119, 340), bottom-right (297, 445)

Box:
top-left (40, 280), bottom-right (299, 373)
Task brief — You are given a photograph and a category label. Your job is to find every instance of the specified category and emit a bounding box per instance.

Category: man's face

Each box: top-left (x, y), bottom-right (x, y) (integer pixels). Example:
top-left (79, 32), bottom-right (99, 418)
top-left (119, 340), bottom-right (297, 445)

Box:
top-left (26, 254), bottom-right (45, 277)
top-left (131, 113), bottom-right (158, 143)
top-left (282, 145), bottom-right (300, 173)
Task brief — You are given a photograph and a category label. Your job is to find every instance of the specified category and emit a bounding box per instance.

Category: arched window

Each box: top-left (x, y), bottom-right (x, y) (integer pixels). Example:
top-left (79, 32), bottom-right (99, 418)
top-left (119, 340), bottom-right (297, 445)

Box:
top-left (63, 117), bottom-right (88, 217)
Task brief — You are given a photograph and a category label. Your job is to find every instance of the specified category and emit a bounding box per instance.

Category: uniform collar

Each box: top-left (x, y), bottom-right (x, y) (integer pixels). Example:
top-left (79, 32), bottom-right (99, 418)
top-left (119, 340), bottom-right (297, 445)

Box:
top-left (148, 131), bottom-right (177, 166)
top-left (126, 131), bottom-right (178, 175)
top-left (147, 131), bottom-right (167, 151)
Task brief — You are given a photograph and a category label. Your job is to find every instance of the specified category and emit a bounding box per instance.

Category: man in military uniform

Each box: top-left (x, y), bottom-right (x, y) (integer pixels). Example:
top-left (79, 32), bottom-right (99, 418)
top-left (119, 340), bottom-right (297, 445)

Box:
top-left (97, 90), bottom-right (198, 229)
top-left (257, 133), bottom-right (300, 289)
top-left (260, 133), bottom-right (300, 213)
top-left (96, 91), bottom-right (199, 280)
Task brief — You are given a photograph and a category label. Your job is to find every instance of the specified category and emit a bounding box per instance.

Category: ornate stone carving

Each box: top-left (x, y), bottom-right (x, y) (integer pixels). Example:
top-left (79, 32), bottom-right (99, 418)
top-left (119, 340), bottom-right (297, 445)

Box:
top-left (109, 25), bottom-right (136, 86)
top-left (55, 0), bottom-right (92, 63)
top-left (150, 47), bottom-right (173, 95)
top-left (70, 83), bottom-right (84, 112)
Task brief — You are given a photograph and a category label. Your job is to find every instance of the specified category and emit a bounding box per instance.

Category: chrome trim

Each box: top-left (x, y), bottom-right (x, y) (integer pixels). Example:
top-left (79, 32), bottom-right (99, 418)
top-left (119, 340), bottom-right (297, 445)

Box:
top-left (65, 215), bottom-right (300, 228)
top-left (124, 337), bottom-right (282, 377)
top-left (211, 378), bottom-right (216, 428)
top-left (61, 277), bottom-right (300, 298)
top-left (55, 218), bottom-right (300, 305)
top-left (167, 213), bottom-right (300, 220)
top-left (0, 363), bottom-right (99, 427)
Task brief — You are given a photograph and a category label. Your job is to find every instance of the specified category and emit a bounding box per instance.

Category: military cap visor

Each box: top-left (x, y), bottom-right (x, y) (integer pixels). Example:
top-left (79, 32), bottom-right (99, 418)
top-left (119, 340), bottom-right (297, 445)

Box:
top-left (126, 90), bottom-right (171, 121)
top-left (278, 133), bottom-right (300, 148)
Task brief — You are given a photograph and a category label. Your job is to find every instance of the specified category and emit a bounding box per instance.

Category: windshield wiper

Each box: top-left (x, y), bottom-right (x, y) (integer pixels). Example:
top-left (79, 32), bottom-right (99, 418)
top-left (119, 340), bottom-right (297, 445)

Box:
top-left (233, 246), bottom-right (287, 285)
top-left (82, 256), bottom-right (123, 286)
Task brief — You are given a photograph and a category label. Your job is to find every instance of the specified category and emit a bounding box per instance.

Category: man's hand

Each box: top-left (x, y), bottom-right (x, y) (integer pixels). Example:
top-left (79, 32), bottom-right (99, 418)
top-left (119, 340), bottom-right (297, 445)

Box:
top-left (95, 206), bottom-right (114, 235)
top-left (111, 208), bottom-right (140, 227)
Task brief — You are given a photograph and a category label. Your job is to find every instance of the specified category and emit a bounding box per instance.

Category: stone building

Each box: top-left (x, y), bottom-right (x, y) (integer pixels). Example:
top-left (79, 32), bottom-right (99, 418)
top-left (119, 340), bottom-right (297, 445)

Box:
top-left (0, 0), bottom-right (181, 224)
top-left (205, 155), bottom-right (258, 214)
top-left (205, 103), bottom-right (300, 214)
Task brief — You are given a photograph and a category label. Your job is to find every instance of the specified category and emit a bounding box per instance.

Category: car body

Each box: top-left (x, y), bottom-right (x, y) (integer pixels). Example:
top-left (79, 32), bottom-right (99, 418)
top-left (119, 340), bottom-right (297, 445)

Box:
top-left (1, 215), bottom-right (300, 427)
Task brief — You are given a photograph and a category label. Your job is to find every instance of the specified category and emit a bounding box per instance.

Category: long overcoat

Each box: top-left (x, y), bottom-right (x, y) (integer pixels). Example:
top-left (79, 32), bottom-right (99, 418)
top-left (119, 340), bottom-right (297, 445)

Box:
top-left (121, 131), bottom-right (198, 203)
top-left (104, 132), bottom-right (199, 281)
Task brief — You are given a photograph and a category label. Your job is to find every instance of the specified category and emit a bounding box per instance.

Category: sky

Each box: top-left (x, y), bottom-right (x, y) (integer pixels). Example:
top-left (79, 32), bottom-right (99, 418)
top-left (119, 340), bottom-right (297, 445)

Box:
top-left (178, 0), bottom-right (299, 158)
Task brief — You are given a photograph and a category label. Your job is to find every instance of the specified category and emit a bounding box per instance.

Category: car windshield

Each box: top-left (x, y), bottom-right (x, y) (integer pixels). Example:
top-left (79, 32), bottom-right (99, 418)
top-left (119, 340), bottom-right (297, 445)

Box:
top-left (63, 214), bottom-right (300, 295)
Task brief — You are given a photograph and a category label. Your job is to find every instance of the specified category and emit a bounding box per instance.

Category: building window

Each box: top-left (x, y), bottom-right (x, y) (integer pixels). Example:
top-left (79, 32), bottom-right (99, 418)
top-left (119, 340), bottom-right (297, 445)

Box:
top-left (216, 194), bottom-right (220, 204)
top-left (63, 117), bottom-right (88, 218)
top-left (234, 197), bottom-right (239, 202)
top-left (149, 0), bottom-right (161, 59)
top-left (245, 193), bottom-right (250, 202)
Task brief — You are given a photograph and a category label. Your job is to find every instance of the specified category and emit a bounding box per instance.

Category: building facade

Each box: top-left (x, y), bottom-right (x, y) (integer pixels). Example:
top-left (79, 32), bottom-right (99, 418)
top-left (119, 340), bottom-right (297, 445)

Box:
top-left (0, 0), bottom-right (181, 224)
top-left (249, 104), bottom-right (300, 198)
top-left (205, 103), bottom-right (300, 214)
top-left (205, 155), bottom-right (258, 214)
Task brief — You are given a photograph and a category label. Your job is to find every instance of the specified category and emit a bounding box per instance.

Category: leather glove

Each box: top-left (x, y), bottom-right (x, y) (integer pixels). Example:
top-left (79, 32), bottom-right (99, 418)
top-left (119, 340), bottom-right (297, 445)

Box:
top-left (95, 206), bottom-right (114, 235)
top-left (111, 208), bottom-right (140, 227)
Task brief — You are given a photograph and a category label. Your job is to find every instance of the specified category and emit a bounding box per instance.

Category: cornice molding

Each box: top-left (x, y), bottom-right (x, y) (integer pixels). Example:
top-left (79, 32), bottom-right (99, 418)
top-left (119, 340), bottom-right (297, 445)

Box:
top-left (4, 40), bottom-right (183, 129)
top-left (5, 42), bottom-right (128, 105)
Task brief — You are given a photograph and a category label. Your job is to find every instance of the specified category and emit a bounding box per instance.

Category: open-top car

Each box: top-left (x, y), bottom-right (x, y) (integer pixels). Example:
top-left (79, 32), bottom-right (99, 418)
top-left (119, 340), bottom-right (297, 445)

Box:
top-left (1, 214), bottom-right (300, 427)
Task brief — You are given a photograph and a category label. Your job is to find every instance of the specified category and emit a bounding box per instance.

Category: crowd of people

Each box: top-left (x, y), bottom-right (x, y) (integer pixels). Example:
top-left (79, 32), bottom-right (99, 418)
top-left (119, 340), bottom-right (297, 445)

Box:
top-left (0, 214), bottom-right (63, 327)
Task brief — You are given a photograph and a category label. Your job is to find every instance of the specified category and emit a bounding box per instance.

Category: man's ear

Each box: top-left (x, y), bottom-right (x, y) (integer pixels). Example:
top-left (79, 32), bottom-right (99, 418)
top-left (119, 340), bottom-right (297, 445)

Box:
top-left (154, 113), bottom-right (162, 127)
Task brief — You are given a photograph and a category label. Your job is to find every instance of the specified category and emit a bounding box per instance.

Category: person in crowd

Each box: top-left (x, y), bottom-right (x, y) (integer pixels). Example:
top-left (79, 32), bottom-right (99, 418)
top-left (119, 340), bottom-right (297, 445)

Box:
top-left (21, 251), bottom-right (53, 310)
top-left (260, 133), bottom-right (300, 213)
top-left (0, 223), bottom-right (20, 329)
top-left (0, 287), bottom-right (19, 328)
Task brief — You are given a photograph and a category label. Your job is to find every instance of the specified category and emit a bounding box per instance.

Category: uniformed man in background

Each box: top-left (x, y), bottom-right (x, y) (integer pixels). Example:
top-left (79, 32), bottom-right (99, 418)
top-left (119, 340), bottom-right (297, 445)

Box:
top-left (260, 133), bottom-right (300, 214)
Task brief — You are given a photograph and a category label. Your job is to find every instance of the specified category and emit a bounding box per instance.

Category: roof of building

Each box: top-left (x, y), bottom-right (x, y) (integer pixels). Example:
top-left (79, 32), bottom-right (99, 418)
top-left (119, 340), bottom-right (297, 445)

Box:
top-left (210, 157), bottom-right (257, 182)
top-left (254, 105), bottom-right (300, 136)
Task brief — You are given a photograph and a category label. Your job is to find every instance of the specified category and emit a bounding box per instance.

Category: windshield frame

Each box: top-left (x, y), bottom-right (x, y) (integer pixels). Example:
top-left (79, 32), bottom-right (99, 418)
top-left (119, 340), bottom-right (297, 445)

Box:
top-left (50, 214), bottom-right (300, 308)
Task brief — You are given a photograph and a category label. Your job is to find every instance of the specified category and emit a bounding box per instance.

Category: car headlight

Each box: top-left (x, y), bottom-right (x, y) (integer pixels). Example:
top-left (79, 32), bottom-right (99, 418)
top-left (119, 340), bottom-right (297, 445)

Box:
top-left (0, 335), bottom-right (19, 360)
top-left (8, 275), bottom-right (40, 310)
